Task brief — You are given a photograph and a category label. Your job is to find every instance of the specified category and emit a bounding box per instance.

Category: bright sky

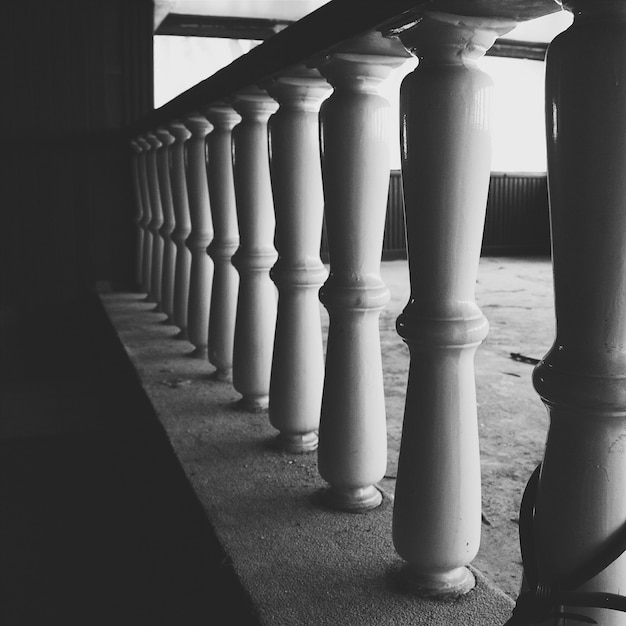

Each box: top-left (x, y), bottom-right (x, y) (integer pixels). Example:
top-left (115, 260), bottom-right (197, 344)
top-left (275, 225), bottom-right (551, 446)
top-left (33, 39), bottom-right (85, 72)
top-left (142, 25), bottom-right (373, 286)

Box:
top-left (154, 11), bottom-right (571, 173)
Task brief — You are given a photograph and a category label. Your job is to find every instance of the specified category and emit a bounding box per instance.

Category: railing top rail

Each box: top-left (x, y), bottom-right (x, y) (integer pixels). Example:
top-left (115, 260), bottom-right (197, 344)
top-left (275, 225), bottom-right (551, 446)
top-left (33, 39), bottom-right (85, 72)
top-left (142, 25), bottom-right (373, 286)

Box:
top-left (131, 0), bottom-right (559, 136)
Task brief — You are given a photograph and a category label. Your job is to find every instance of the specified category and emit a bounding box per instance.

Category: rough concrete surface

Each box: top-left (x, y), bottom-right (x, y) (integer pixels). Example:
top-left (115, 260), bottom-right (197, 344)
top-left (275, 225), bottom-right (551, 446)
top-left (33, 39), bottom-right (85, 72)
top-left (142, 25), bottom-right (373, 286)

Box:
top-left (101, 256), bottom-right (553, 625)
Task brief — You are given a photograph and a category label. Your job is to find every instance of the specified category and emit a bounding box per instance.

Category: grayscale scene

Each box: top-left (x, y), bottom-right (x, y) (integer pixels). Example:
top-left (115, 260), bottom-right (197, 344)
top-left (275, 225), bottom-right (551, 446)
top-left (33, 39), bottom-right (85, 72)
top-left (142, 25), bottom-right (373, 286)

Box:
top-left (3, 3), bottom-right (623, 626)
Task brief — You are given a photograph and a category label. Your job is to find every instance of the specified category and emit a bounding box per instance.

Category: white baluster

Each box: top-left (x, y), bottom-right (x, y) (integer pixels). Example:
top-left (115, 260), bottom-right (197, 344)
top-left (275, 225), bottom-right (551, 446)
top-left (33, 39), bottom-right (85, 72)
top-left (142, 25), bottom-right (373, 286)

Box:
top-left (531, 4), bottom-right (626, 625)
top-left (204, 104), bottom-right (241, 382)
top-left (136, 136), bottom-right (153, 298)
top-left (130, 139), bottom-right (144, 290)
top-left (146, 132), bottom-right (165, 311)
top-left (184, 115), bottom-right (214, 359)
top-left (392, 14), bottom-right (514, 596)
top-left (169, 122), bottom-right (192, 339)
top-left (231, 87), bottom-right (279, 411)
top-left (314, 33), bottom-right (410, 511)
top-left (265, 68), bottom-right (330, 452)
top-left (156, 128), bottom-right (176, 323)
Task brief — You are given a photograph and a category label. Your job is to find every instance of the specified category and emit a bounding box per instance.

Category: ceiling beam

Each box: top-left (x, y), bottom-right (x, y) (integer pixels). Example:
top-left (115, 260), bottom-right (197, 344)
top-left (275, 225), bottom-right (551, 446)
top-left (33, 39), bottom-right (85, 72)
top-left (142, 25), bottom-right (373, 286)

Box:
top-left (486, 39), bottom-right (548, 61)
top-left (155, 14), bottom-right (292, 40)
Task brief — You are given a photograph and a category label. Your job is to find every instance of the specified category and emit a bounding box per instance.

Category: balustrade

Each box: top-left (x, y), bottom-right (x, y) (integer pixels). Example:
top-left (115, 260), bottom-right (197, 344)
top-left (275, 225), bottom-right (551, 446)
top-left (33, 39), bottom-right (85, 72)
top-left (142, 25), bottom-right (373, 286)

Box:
top-left (169, 122), bottom-right (192, 339)
top-left (314, 33), bottom-right (410, 511)
top-left (155, 128), bottom-right (177, 324)
top-left (391, 13), bottom-right (515, 596)
top-left (136, 136), bottom-right (153, 299)
top-left (184, 115), bottom-right (214, 359)
top-left (231, 87), bottom-right (279, 411)
top-left (265, 67), bottom-right (330, 452)
top-left (130, 140), bottom-right (144, 289)
top-left (126, 1), bottom-right (615, 618)
top-left (204, 104), bottom-right (241, 382)
top-left (146, 132), bottom-right (165, 311)
top-left (530, 4), bottom-right (626, 624)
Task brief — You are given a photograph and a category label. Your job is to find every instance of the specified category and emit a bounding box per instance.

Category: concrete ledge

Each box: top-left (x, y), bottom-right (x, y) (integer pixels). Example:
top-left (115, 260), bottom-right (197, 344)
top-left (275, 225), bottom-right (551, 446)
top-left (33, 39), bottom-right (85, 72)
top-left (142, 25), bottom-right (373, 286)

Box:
top-left (102, 292), bottom-right (515, 625)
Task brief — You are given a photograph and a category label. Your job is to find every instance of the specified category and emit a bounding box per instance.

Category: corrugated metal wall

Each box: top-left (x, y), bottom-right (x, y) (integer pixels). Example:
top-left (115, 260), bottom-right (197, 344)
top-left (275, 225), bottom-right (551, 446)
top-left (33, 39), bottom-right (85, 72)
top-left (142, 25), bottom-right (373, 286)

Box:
top-left (482, 172), bottom-right (550, 255)
top-left (320, 171), bottom-right (551, 261)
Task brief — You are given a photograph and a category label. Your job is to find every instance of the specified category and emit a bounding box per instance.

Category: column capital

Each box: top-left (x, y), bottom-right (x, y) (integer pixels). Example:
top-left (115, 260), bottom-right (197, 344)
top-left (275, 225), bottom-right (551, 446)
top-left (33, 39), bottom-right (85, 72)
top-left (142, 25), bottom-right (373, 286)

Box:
top-left (312, 31), bottom-right (411, 89)
top-left (232, 85), bottom-right (279, 119)
top-left (155, 127), bottom-right (174, 146)
top-left (136, 136), bottom-right (150, 151)
top-left (130, 139), bottom-right (142, 153)
top-left (169, 121), bottom-right (191, 141)
top-left (185, 114), bottom-right (212, 137)
top-left (263, 66), bottom-right (331, 109)
top-left (397, 12), bottom-right (516, 65)
top-left (203, 101), bottom-right (241, 129)
top-left (145, 131), bottom-right (163, 150)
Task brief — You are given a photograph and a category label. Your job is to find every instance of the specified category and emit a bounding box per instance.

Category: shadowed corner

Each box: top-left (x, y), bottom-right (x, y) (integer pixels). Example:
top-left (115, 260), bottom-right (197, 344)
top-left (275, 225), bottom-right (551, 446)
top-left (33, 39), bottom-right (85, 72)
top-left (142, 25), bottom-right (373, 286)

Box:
top-left (0, 295), bottom-right (259, 626)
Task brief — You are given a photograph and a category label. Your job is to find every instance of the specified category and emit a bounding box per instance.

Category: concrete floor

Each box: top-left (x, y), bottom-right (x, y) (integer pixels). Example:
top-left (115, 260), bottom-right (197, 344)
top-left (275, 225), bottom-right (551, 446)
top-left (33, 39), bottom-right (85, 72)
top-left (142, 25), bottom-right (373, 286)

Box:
top-left (0, 257), bottom-right (554, 625)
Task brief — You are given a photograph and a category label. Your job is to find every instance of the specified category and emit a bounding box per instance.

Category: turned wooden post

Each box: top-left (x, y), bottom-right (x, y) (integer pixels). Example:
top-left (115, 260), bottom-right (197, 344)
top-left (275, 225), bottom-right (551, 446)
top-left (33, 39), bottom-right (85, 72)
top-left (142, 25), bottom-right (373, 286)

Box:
top-left (265, 68), bottom-right (330, 452)
top-left (169, 122), bottom-right (192, 339)
top-left (130, 140), bottom-right (144, 289)
top-left (146, 132), bottom-right (165, 311)
top-left (314, 33), bottom-right (410, 510)
top-left (184, 115), bottom-right (214, 359)
top-left (136, 136), bottom-right (153, 298)
top-left (391, 14), bottom-right (514, 595)
top-left (155, 128), bottom-right (176, 323)
top-left (204, 104), bottom-right (241, 382)
top-left (530, 4), bottom-right (626, 624)
top-left (231, 87), bottom-right (279, 410)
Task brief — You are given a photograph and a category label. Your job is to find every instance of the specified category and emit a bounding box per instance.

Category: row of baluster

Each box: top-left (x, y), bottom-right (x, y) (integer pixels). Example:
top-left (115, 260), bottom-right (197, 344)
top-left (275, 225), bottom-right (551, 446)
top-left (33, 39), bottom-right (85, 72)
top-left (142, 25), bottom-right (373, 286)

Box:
top-left (130, 3), bottom-right (626, 617)
top-left (131, 20), bottom-right (490, 597)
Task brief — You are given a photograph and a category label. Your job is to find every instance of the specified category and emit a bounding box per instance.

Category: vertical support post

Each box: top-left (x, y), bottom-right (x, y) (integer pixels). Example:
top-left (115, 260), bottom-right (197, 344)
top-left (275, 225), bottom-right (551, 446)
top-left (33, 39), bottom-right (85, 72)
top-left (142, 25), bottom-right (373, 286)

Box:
top-left (531, 4), bottom-right (626, 624)
top-left (391, 14), bottom-right (514, 595)
top-left (265, 68), bottom-right (330, 452)
top-left (169, 122), bottom-right (192, 339)
top-left (184, 115), bottom-right (214, 359)
top-left (146, 132), bottom-right (165, 311)
top-left (155, 128), bottom-right (176, 323)
top-left (130, 139), bottom-right (144, 290)
top-left (231, 88), bottom-right (279, 411)
top-left (314, 33), bottom-right (410, 510)
top-left (136, 136), bottom-right (153, 298)
top-left (204, 104), bottom-right (241, 382)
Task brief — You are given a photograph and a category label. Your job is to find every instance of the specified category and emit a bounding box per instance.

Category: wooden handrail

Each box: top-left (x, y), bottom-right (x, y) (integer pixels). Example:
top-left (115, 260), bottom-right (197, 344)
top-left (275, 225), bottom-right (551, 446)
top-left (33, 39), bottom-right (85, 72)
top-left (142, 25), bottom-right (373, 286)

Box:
top-left (131, 0), bottom-right (559, 135)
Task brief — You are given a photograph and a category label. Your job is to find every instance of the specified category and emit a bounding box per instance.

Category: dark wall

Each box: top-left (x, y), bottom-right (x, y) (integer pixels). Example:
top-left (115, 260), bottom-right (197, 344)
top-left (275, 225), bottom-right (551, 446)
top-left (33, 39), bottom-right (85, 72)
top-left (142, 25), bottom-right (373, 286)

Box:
top-left (0, 0), bottom-right (153, 310)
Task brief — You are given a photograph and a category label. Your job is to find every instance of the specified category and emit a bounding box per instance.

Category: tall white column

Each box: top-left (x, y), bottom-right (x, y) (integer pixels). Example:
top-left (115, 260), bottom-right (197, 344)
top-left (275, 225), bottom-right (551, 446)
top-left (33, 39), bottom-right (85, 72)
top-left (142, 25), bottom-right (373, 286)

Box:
top-left (265, 68), bottom-right (330, 452)
top-left (136, 136), bottom-right (153, 298)
top-left (391, 14), bottom-right (514, 596)
top-left (169, 122), bottom-right (192, 339)
top-left (204, 104), bottom-right (241, 382)
top-left (146, 132), bottom-right (165, 311)
top-left (130, 140), bottom-right (144, 289)
top-left (529, 4), bottom-right (626, 625)
top-left (184, 115), bottom-right (214, 359)
top-left (156, 128), bottom-right (176, 323)
top-left (314, 33), bottom-right (410, 511)
top-left (231, 87), bottom-right (279, 411)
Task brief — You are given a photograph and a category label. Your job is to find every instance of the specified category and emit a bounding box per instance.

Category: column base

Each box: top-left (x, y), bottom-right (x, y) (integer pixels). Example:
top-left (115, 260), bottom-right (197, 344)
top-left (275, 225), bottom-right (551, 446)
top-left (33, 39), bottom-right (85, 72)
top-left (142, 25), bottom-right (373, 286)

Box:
top-left (320, 484), bottom-right (383, 513)
top-left (275, 431), bottom-right (318, 453)
top-left (399, 564), bottom-right (475, 598)
top-left (233, 396), bottom-right (269, 413)
top-left (188, 346), bottom-right (208, 359)
top-left (209, 368), bottom-right (232, 383)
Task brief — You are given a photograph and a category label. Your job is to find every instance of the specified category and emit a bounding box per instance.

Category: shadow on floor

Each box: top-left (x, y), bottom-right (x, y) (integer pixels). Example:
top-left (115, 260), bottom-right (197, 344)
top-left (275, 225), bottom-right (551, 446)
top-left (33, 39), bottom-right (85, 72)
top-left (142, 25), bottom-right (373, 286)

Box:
top-left (0, 294), bottom-right (259, 626)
